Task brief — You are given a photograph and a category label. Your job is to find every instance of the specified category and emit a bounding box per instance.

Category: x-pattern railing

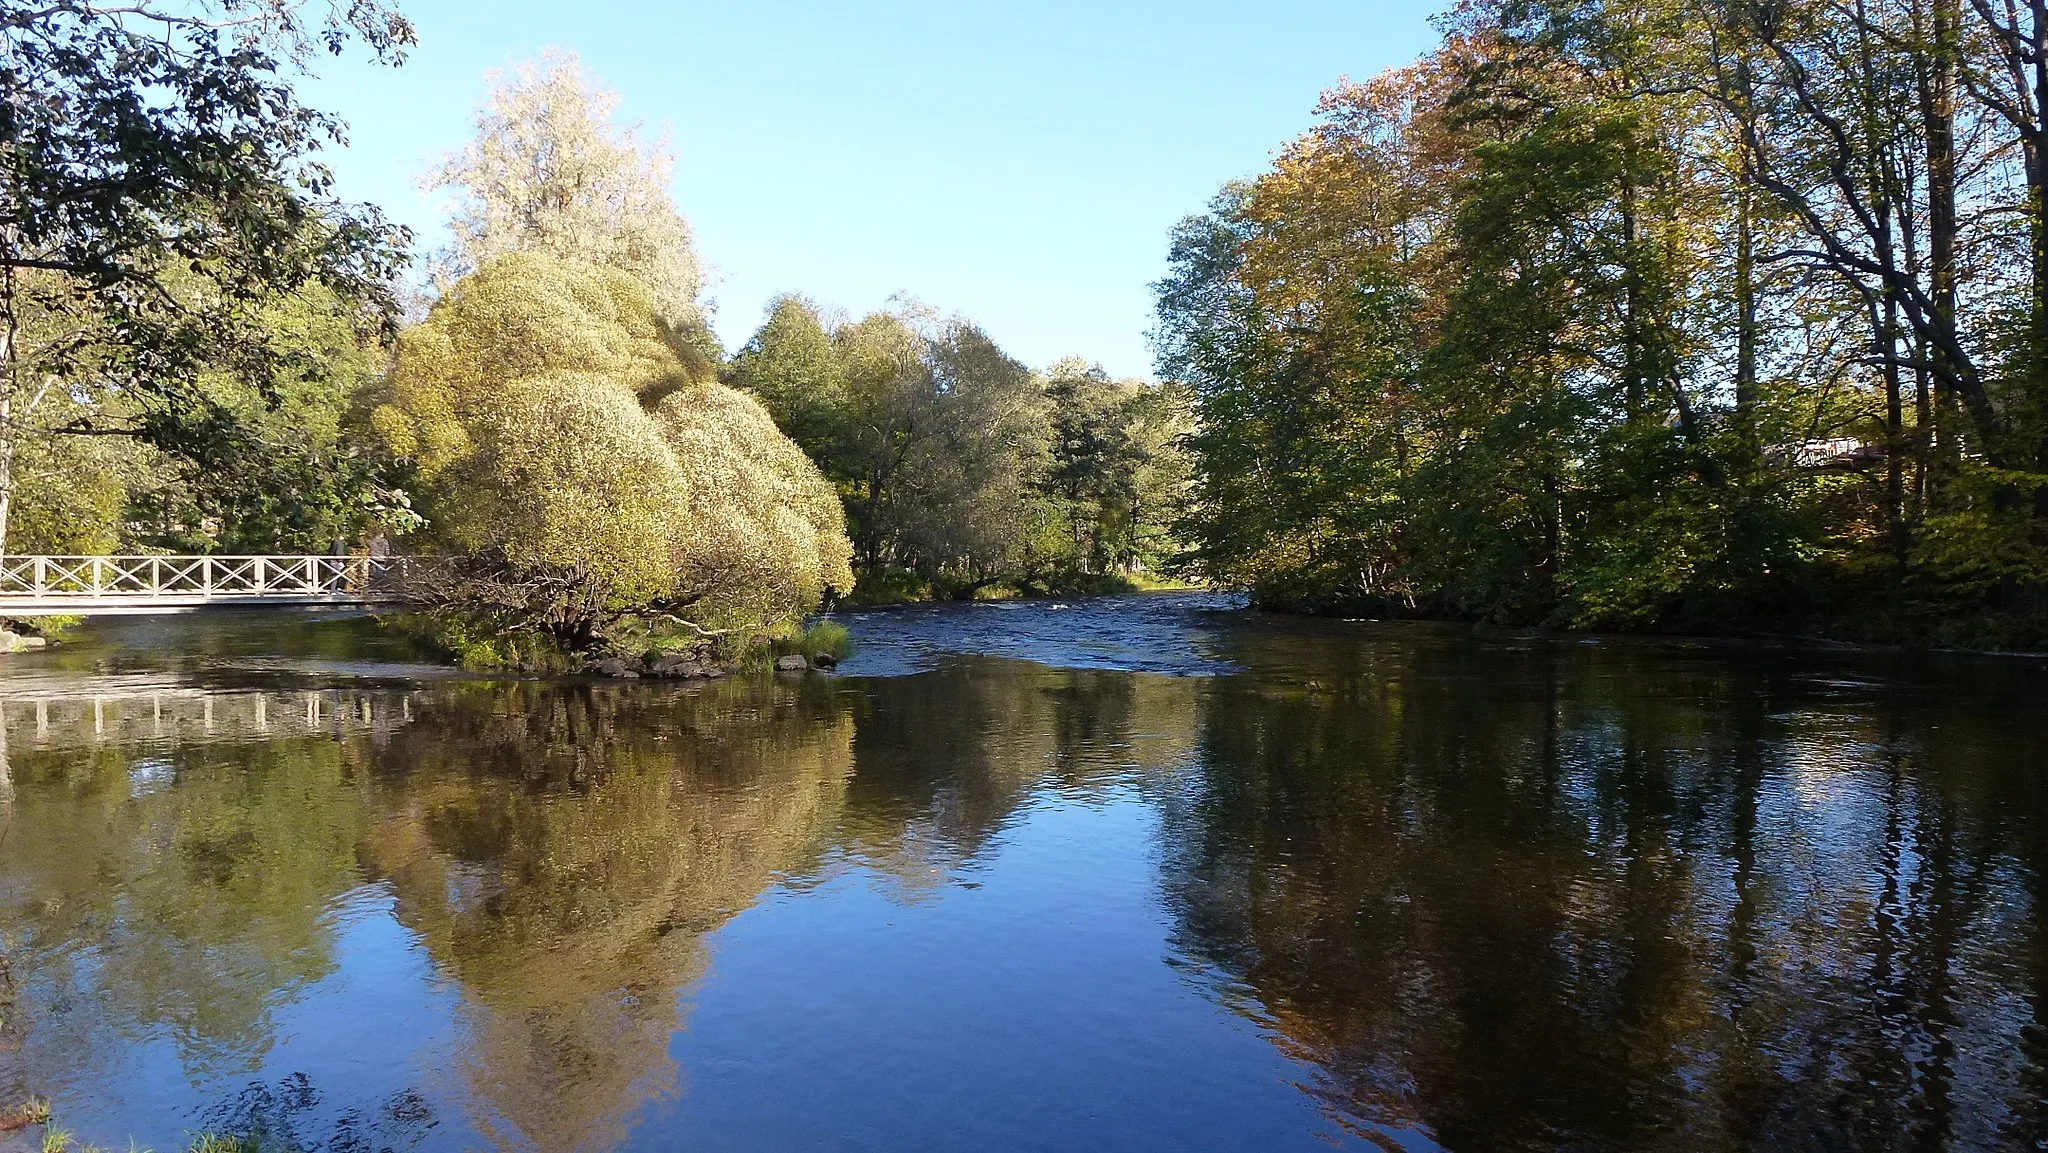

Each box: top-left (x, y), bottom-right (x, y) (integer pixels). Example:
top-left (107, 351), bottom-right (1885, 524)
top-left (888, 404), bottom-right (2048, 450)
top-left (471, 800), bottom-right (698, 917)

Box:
top-left (0, 555), bottom-right (429, 605)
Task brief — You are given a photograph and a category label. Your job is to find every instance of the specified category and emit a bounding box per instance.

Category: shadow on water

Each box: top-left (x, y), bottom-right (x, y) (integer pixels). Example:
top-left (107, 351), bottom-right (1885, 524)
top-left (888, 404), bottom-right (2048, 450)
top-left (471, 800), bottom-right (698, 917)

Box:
top-left (0, 595), bottom-right (2042, 1151)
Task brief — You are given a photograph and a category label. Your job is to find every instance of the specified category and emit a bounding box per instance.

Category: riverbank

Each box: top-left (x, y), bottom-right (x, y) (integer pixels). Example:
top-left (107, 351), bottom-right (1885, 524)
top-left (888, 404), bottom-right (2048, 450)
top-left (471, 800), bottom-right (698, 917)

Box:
top-left (843, 567), bottom-right (1201, 609)
top-left (1238, 582), bottom-right (2048, 657)
top-left (375, 612), bottom-right (854, 679)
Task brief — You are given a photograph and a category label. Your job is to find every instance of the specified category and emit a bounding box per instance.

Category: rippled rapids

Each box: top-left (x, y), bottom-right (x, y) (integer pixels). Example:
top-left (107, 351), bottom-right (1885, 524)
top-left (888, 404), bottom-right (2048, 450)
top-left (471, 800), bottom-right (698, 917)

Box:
top-left (1, 595), bottom-right (2044, 1151)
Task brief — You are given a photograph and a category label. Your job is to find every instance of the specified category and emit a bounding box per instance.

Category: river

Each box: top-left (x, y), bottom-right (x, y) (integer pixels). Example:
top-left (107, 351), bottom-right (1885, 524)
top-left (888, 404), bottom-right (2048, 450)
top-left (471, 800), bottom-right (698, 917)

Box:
top-left (1, 593), bottom-right (2044, 1151)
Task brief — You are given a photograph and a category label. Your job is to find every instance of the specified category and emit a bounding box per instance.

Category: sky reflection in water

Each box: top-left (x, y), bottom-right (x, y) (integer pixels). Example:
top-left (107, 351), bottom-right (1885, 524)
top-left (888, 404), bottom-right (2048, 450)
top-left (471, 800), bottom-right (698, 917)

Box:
top-left (0, 596), bottom-right (2044, 1152)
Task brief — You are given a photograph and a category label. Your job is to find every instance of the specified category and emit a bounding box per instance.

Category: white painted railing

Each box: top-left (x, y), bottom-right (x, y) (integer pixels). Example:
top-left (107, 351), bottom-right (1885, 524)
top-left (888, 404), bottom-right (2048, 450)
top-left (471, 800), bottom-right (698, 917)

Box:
top-left (0, 555), bottom-right (431, 616)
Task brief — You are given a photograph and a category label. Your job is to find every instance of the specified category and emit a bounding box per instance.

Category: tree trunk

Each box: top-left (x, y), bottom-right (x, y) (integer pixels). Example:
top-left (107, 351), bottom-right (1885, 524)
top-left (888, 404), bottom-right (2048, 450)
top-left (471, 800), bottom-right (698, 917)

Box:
top-left (1925, 0), bottom-right (1959, 355)
top-left (1734, 171), bottom-right (1759, 444)
top-left (2033, 0), bottom-right (2048, 523)
top-left (1884, 295), bottom-right (1909, 567)
top-left (1852, 0), bottom-right (1910, 567)
top-left (1620, 177), bottom-right (1646, 422)
top-left (0, 262), bottom-right (17, 558)
top-left (1920, 0), bottom-right (1958, 513)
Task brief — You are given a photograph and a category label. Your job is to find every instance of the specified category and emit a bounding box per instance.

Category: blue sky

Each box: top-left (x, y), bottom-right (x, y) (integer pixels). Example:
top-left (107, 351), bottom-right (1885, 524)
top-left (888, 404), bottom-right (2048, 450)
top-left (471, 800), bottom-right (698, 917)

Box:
top-left (300, 0), bottom-right (1443, 377)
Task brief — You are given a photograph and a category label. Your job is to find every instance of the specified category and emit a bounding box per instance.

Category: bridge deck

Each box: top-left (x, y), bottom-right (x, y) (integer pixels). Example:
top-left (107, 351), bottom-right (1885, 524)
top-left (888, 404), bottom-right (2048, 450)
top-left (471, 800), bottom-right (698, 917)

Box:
top-left (0, 555), bottom-right (423, 617)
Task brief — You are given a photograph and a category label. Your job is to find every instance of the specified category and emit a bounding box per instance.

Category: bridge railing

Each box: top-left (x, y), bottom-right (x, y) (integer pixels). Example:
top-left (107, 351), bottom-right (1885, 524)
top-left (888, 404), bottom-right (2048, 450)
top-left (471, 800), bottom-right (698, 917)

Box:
top-left (0, 555), bottom-right (429, 602)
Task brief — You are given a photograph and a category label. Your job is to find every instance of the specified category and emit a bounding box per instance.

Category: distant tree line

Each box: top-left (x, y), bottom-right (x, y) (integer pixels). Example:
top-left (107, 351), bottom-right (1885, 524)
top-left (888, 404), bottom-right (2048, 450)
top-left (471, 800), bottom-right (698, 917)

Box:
top-left (730, 297), bottom-right (1188, 601)
top-left (1156, 0), bottom-right (2048, 646)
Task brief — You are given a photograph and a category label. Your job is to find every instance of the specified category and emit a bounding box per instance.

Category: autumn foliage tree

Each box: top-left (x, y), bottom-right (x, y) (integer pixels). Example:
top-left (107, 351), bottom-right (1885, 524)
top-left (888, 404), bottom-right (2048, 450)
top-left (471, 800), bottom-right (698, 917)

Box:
top-left (1157, 0), bottom-right (2048, 646)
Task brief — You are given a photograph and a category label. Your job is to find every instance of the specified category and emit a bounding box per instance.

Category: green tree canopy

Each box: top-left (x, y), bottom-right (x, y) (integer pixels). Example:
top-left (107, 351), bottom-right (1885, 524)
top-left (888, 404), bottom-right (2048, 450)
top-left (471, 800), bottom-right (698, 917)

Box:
top-left (732, 297), bottom-right (1187, 598)
top-left (0, 0), bottom-right (414, 553)
top-left (375, 253), bottom-right (851, 642)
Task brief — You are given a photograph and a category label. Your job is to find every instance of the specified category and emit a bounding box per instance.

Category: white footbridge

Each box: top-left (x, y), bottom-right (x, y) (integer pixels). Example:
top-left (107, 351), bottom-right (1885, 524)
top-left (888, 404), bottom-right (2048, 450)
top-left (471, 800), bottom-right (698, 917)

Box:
top-left (0, 555), bottom-right (431, 616)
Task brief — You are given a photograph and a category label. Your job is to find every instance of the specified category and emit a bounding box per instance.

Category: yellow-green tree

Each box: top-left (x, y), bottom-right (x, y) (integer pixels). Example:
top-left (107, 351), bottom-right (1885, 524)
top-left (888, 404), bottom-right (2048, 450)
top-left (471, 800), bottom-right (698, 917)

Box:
top-left (425, 50), bottom-right (702, 326)
top-left (374, 252), bottom-right (851, 646)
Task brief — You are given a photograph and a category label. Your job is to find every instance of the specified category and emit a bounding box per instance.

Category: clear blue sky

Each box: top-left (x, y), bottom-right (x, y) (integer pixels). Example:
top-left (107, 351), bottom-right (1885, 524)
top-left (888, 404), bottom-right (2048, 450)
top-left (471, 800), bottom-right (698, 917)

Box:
top-left (300, 0), bottom-right (1443, 377)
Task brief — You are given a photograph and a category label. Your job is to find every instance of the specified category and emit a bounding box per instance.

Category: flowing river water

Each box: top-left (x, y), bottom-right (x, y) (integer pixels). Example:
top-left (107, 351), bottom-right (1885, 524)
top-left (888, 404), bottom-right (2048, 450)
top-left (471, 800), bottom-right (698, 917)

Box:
top-left (1, 593), bottom-right (2045, 1151)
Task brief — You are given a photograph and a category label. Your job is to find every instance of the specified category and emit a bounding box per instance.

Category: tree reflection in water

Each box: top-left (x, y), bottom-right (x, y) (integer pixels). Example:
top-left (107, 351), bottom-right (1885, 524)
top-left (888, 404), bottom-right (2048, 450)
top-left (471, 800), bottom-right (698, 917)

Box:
top-left (1, 608), bottom-right (2045, 1153)
top-left (0, 678), bottom-right (862, 1153)
top-left (350, 679), bottom-right (856, 1153)
top-left (830, 661), bottom-right (1202, 897)
top-left (5, 734), bottom-right (366, 1082)
top-left (1160, 625), bottom-right (2048, 1150)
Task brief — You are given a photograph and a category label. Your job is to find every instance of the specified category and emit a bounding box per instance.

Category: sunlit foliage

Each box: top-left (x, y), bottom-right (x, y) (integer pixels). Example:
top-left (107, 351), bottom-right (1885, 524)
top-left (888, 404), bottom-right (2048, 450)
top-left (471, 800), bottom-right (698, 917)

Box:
top-left (425, 50), bottom-right (703, 325)
top-left (1157, 2), bottom-right (2048, 645)
top-left (6, 284), bottom-right (416, 556)
top-left (0, 0), bottom-right (412, 554)
top-left (731, 297), bottom-right (1190, 599)
top-left (375, 253), bottom-right (851, 643)
top-left (5, 390), bottom-right (138, 555)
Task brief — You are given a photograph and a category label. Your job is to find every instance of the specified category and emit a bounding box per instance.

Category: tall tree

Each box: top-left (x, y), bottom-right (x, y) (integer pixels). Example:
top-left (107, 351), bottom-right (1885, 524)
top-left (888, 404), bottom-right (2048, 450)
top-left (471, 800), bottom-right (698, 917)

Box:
top-left (1042, 360), bottom-right (1139, 570)
top-left (1156, 66), bottom-right (1446, 612)
top-left (426, 49), bottom-right (704, 326)
top-left (728, 294), bottom-right (848, 462)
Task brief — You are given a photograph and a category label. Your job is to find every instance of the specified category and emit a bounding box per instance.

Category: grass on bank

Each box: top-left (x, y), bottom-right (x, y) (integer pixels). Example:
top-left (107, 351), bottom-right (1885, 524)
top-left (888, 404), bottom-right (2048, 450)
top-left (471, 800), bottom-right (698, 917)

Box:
top-left (733, 620), bottom-right (853, 674)
top-left (10, 1098), bottom-right (254, 1153)
top-left (788, 620), bottom-right (852, 661)
top-left (1, 1097), bottom-right (51, 1130)
top-left (379, 611), bottom-right (586, 672)
top-left (34, 1130), bottom-right (252, 1153)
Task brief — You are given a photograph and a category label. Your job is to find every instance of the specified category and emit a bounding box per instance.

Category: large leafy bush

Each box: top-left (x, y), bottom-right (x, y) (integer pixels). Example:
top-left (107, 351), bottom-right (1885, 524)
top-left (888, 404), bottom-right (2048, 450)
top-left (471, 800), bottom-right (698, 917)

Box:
top-left (374, 253), bottom-right (851, 642)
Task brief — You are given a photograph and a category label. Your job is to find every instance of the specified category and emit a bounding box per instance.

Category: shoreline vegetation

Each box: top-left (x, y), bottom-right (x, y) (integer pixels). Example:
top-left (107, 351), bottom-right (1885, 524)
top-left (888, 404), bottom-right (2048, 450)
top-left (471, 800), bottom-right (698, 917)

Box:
top-left (5, 0), bottom-right (2048, 718)
top-left (379, 576), bottom-right (1198, 677)
top-left (8, 0), bottom-right (2048, 1145)
top-left (1153, 1), bottom-right (2048, 652)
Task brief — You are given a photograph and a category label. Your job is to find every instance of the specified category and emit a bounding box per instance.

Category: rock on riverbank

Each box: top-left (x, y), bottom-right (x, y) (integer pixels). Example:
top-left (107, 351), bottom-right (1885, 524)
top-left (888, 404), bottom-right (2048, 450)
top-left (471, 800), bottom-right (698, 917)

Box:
top-left (0, 630), bottom-right (47, 654)
top-left (585, 652), bottom-right (728, 680)
top-left (580, 649), bottom-right (839, 679)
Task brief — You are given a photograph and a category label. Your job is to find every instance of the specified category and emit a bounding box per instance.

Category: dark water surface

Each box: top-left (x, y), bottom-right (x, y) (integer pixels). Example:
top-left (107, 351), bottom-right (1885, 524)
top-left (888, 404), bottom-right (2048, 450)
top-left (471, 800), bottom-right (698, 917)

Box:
top-left (3, 595), bottom-right (2047, 1151)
